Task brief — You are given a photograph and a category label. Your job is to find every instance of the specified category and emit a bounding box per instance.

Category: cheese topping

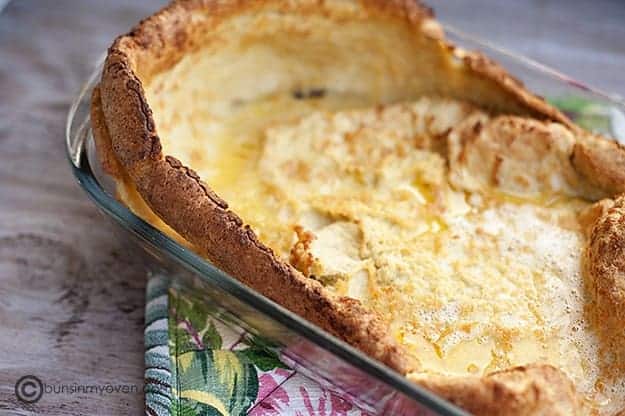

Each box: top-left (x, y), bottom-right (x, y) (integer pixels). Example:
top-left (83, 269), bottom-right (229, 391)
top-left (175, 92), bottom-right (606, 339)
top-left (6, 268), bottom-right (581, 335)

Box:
top-left (145, 90), bottom-right (624, 414)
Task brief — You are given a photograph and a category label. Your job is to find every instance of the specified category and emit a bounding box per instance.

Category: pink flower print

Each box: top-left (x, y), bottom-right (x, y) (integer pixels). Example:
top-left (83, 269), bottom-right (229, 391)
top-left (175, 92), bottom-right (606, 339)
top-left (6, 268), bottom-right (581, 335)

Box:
top-left (296, 386), bottom-right (355, 416)
top-left (249, 373), bottom-right (290, 415)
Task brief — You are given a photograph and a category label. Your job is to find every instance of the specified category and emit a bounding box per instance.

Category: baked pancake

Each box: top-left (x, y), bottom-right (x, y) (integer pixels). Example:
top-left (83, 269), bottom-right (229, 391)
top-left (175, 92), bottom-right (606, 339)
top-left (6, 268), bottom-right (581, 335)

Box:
top-left (91, 1), bottom-right (625, 414)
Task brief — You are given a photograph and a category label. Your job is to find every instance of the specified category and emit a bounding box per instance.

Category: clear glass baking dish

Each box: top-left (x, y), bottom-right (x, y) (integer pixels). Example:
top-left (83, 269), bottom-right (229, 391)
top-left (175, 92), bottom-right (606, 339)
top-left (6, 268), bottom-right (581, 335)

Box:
top-left (66, 28), bottom-right (625, 416)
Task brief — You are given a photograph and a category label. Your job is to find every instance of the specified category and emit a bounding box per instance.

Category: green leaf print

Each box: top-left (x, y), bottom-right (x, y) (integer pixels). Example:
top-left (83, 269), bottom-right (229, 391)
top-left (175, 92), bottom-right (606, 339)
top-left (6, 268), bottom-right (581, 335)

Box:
top-left (201, 321), bottom-right (222, 350)
top-left (549, 96), bottom-right (613, 134)
top-left (172, 397), bottom-right (223, 416)
top-left (173, 350), bottom-right (258, 416)
top-left (549, 96), bottom-right (595, 113)
top-left (239, 344), bottom-right (289, 372)
top-left (170, 323), bottom-right (200, 354)
top-left (169, 288), bottom-right (223, 353)
top-left (173, 399), bottom-right (202, 416)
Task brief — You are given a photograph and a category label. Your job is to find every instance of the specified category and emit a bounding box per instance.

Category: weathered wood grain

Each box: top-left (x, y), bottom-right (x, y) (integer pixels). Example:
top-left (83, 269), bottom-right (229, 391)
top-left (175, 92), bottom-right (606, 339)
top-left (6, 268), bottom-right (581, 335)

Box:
top-left (0, 0), bottom-right (622, 414)
top-left (0, 1), bottom-right (165, 414)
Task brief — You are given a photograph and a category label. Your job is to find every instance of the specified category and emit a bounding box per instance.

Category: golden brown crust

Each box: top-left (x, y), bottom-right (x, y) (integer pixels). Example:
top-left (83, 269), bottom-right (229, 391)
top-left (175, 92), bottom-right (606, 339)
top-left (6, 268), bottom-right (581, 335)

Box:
top-left (573, 134), bottom-right (625, 196)
top-left (410, 364), bottom-right (580, 416)
top-left (443, 43), bottom-right (575, 128)
top-left (290, 225), bottom-right (319, 277)
top-left (579, 198), bottom-right (615, 239)
top-left (585, 194), bottom-right (625, 375)
top-left (90, 87), bottom-right (123, 177)
top-left (92, 0), bottom-right (624, 413)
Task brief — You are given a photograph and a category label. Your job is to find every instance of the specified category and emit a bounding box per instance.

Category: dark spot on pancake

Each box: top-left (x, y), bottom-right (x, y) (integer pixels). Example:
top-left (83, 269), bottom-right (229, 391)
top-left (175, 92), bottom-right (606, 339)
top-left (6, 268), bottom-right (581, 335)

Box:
top-left (292, 88), bottom-right (326, 100)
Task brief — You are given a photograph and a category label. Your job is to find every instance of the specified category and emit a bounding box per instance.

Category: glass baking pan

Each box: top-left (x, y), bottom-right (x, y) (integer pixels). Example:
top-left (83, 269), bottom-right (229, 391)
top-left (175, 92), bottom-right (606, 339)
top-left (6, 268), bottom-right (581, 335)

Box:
top-left (67, 27), bottom-right (625, 416)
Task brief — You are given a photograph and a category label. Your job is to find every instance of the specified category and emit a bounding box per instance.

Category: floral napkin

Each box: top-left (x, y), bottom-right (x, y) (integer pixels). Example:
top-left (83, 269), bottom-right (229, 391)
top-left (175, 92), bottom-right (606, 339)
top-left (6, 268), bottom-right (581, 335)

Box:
top-left (144, 274), bottom-right (368, 416)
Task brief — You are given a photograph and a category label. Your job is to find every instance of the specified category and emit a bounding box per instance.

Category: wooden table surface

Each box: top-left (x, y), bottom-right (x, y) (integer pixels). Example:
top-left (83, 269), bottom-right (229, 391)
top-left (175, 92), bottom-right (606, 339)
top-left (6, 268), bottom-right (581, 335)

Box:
top-left (0, 1), bottom-right (623, 414)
